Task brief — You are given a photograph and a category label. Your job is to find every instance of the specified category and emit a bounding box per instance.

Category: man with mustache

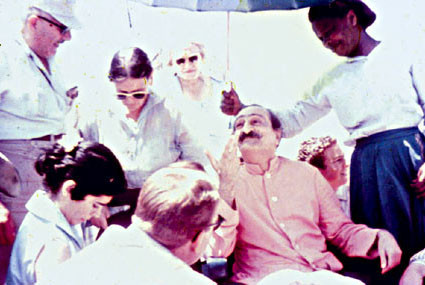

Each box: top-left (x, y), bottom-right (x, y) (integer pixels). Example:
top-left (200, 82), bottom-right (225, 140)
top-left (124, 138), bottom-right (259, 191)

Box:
top-left (221, 0), bottom-right (425, 282)
top-left (0, 0), bottom-right (80, 280)
top-left (207, 105), bottom-right (401, 284)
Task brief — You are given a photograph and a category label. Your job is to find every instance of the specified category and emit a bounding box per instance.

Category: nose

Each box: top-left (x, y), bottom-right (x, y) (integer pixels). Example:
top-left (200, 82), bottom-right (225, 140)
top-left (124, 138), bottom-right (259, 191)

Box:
top-left (91, 206), bottom-right (102, 219)
top-left (242, 123), bottom-right (253, 134)
top-left (62, 30), bottom-right (72, 41)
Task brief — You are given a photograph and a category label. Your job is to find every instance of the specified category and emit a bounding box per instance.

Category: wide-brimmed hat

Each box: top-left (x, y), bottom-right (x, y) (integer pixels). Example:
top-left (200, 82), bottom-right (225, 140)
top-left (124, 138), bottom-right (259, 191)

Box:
top-left (309, 0), bottom-right (376, 29)
top-left (28, 0), bottom-right (81, 29)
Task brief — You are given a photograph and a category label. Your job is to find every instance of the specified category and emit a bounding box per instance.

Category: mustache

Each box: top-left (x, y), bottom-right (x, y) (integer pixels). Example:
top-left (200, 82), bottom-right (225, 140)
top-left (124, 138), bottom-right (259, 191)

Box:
top-left (239, 131), bottom-right (261, 143)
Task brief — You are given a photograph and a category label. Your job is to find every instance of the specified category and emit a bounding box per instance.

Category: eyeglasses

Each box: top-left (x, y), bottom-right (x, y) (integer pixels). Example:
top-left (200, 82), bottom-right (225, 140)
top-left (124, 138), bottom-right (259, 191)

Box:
top-left (207, 215), bottom-right (225, 231)
top-left (37, 15), bottom-right (69, 35)
top-left (175, 55), bottom-right (199, 65)
top-left (116, 91), bottom-right (149, 100)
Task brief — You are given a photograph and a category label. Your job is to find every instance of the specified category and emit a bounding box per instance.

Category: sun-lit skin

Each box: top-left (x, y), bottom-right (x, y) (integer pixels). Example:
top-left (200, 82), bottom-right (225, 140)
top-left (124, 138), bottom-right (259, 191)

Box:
top-left (51, 180), bottom-right (112, 225)
top-left (114, 77), bottom-right (152, 121)
top-left (319, 144), bottom-right (348, 191)
top-left (64, 195), bottom-right (112, 225)
top-left (23, 12), bottom-right (71, 71)
top-left (171, 209), bottom-right (220, 265)
top-left (173, 45), bottom-right (204, 81)
top-left (311, 10), bottom-right (379, 58)
top-left (233, 106), bottom-right (281, 172)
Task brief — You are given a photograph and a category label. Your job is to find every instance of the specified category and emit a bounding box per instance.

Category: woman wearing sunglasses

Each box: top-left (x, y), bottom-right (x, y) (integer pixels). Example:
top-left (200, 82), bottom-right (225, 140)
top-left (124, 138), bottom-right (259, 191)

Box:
top-left (6, 142), bottom-right (126, 285)
top-left (155, 42), bottom-right (232, 158)
top-left (62, 47), bottom-right (207, 228)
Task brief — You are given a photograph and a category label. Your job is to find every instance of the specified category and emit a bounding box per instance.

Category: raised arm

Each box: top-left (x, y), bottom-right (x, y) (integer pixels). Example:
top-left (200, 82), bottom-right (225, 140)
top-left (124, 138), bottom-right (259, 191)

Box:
top-left (205, 137), bottom-right (241, 257)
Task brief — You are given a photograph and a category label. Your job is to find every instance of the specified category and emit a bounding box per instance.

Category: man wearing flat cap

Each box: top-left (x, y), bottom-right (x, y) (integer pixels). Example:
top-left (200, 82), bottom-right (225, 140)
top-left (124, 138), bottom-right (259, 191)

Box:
top-left (220, 0), bottom-right (425, 283)
top-left (0, 0), bottom-right (80, 280)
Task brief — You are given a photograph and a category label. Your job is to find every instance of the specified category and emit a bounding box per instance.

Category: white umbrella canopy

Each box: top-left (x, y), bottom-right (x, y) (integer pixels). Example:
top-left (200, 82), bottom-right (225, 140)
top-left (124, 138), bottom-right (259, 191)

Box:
top-left (129, 0), bottom-right (334, 79)
top-left (133, 0), bottom-right (334, 12)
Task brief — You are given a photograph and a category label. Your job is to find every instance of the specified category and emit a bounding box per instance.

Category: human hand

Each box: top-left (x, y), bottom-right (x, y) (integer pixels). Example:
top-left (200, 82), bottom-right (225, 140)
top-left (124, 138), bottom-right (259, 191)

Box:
top-left (221, 82), bottom-right (243, 116)
top-left (376, 230), bottom-right (402, 274)
top-left (0, 201), bottom-right (16, 245)
top-left (89, 206), bottom-right (110, 230)
top-left (411, 163), bottom-right (425, 198)
top-left (66, 86), bottom-right (78, 100)
top-left (206, 136), bottom-right (240, 207)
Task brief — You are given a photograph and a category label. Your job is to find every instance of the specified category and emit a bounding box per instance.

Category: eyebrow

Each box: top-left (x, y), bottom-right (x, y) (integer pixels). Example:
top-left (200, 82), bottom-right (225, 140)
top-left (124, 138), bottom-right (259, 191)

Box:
top-left (117, 89), bottom-right (148, 94)
top-left (235, 114), bottom-right (267, 121)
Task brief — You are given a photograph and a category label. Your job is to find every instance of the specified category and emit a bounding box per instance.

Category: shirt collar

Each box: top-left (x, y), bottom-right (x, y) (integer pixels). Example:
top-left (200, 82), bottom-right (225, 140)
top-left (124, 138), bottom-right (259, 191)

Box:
top-left (25, 190), bottom-right (86, 248)
top-left (244, 155), bottom-right (281, 176)
top-left (17, 37), bottom-right (53, 75)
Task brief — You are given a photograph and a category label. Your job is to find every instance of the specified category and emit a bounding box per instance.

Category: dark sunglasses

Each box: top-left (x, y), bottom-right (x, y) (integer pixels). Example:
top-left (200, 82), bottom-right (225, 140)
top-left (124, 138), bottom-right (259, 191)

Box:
top-left (116, 91), bottom-right (149, 100)
top-left (175, 55), bottom-right (199, 65)
top-left (37, 15), bottom-right (69, 35)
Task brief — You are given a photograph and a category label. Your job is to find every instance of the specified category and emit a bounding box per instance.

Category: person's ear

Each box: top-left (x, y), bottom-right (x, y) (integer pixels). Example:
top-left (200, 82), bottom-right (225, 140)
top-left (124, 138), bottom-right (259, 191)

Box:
top-left (147, 74), bottom-right (153, 86)
top-left (274, 128), bottom-right (282, 145)
top-left (190, 230), bottom-right (205, 252)
top-left (27, 15), bottom-right (39, 30)
top-left (346, 10), bottom-right (358, 27)
top-left (61, 180), bottom-right (77, 198)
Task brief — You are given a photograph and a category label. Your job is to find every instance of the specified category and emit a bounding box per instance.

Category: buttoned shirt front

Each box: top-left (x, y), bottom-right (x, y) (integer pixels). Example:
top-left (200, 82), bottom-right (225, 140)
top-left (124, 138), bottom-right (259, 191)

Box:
top-left (211, 157), bottom-right (379, 284)
top-left (0, 39), bottom-right (73, 139)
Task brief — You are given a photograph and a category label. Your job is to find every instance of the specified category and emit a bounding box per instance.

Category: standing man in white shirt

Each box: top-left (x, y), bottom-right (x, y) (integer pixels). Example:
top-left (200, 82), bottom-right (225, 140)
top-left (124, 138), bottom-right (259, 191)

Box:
top-left (0, 0), bottom-right (80, 226)
top-left (0, 0), bottom-right (80, 280)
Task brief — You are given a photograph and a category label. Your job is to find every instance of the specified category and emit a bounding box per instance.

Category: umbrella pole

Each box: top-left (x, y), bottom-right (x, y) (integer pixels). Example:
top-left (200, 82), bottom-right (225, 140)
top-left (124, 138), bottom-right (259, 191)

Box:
top-left (225, 11), bottom-right (230, 81)
top-left (126, 0), bottom-right (133, 28)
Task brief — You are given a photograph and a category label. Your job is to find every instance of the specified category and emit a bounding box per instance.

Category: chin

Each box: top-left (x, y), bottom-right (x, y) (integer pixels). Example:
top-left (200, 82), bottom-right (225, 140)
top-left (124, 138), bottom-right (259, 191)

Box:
top-left (180, 72), bottom-right (199, 81)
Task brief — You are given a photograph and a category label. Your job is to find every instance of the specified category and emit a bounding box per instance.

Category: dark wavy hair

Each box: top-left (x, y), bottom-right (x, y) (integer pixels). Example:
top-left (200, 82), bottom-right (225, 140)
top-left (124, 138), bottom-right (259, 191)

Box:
top-left (35, 142), bottom-right (127, 200)
top-left (108, 47), bottom-right (153, 82)
top-left (308, 0), bottom-right (376, 29)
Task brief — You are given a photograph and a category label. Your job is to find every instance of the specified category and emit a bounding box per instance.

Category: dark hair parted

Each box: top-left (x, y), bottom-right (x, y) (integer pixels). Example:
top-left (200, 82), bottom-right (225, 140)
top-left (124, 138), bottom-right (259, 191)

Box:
top-left (308, 0), bottom-right (376, 29)
top-left (234, 104), bottom-right (282, 132)
top-left (108, 47), bottom-right (153, 82)
top-left (35, 142), bottom-right (127, 200)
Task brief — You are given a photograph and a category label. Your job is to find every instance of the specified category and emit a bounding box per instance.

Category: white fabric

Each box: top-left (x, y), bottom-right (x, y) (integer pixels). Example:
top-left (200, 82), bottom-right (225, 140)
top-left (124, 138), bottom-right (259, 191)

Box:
top-left (38, 224), bottom-right (216, 285)
top-left (62, 93), bottom-right (208, 188)
top-left (410, 248), bottom-right (425, 266)
top-left (258, 269), bottom-right (364, 285)
top-left (28, 0), bottom-right (81, 29)
top-left (6, 190), bottom-right (97, 285)
top-left (278, 43), bottom-right (425, 146)
top-left (336, 184), bottom-right (350, 218)
top-left (154, 73), bottom-right (232, 159)
top-left (0, 39), bottom-right (73, 140)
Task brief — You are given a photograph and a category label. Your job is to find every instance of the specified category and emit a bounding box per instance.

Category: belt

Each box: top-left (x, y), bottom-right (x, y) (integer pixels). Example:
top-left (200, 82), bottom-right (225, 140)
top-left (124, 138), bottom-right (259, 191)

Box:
top-left (31, 134), bottom-right (63, 142)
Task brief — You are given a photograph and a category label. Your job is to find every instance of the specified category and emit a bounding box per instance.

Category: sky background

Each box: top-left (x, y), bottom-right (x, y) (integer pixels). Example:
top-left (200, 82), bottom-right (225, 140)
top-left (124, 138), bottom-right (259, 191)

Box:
top-left (1, 0), bottom-right (425, 161)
